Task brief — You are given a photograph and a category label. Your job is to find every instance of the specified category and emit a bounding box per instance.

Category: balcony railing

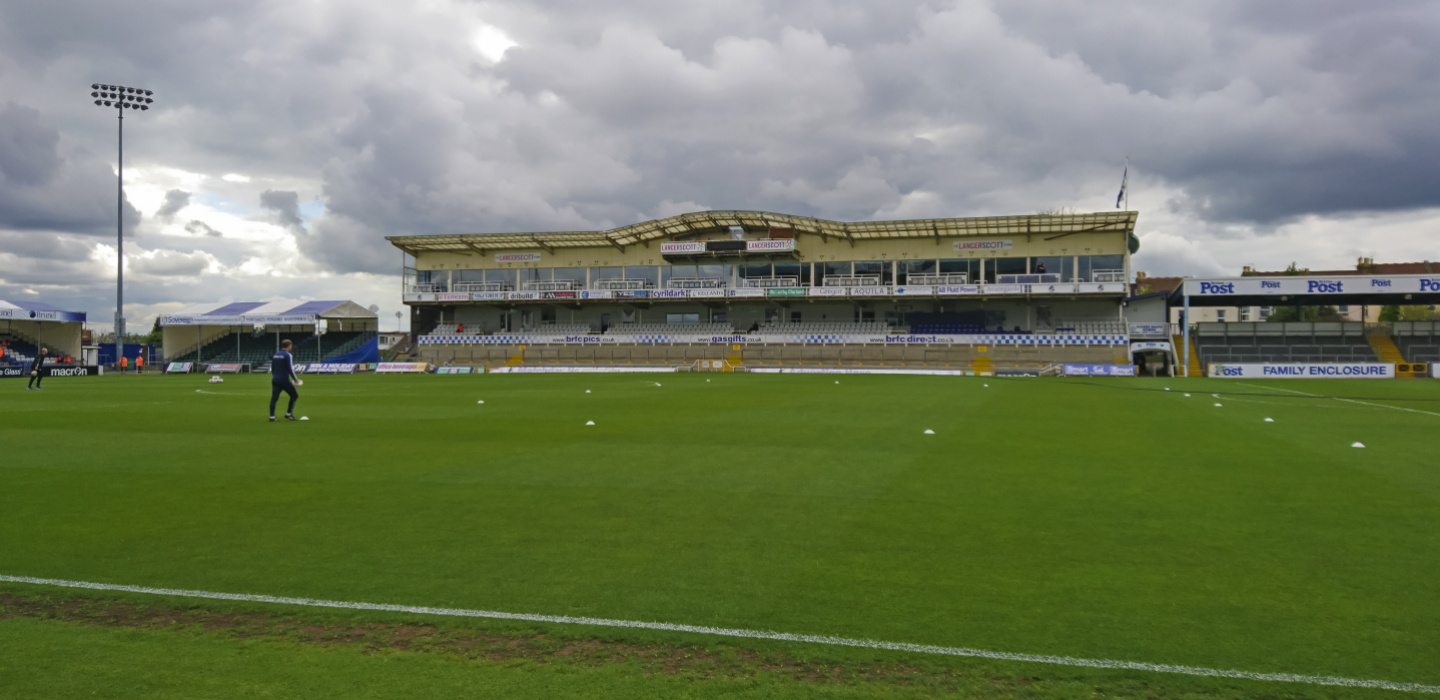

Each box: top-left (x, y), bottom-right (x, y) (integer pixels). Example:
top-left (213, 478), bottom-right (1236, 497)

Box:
top-left (408, 284), bottom-right (447, 293)
top-left (742, 276), bottom-right (801, 288)
top-left (521, 280), bottom-right (581, 292)
top-left (998, 273), bottom-right (1062, 284)
top-left (905, 273), bottom-right (968, 285)
top-left (666, 277), bottom-right (728, 289)
top-left (1092, 269), bottom-right (1125, 283)
top-left (454, 282), bottom-right (509, 292)
top-left (823, 275), bottom-right (881, 287)
top-left (595, 279), bottom-right (651, 291)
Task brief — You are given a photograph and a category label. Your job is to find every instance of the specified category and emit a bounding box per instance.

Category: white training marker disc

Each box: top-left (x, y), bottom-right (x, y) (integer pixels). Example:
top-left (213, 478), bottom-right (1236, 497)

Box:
top-left (1351, 442), bottom-right (1365, 448)
top-left (983, 384), bottom-right (989, 387)
top-left (1264, 418), bottom-right (1274, 422)
top-left (299, 416), bottom-right (309, 421)
top-left (1184, 394), bottom-right (1191, 397)
top-left (655, 383), bottom-right (662, 386)
top-left (585, 421), bottom-right (595, 426)
top-left (1165, 388), bottom-right (1171, 391)
top-left (923, 429), bottom-right (935, 435)
top-left (1214, 403), bottom-right (1222, 407)
top-left (585, 390), bottom-right (591, 393)
top-left (477, 400), bottom-right (484, 404)
top-left (706, 379), bottom-right (710, 382)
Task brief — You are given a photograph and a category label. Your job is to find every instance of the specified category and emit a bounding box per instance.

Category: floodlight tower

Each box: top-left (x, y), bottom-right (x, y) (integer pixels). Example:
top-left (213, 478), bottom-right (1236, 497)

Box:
top-left (90, 83), bottom-right (155, 366)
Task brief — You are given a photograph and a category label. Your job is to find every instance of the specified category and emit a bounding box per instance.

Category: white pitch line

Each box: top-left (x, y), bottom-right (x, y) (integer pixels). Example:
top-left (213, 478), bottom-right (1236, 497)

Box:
top-left (1238, 383), bottom-right (1440, 418)
top-left (1, 574), bottom-right (1435, 693)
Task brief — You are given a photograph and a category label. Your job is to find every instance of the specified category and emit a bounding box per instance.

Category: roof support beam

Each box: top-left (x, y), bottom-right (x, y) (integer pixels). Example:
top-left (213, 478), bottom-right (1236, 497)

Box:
top-left (1043, 222), bottom-right (1123, 241)
top-left (530, 235), bottom-right (555, 255)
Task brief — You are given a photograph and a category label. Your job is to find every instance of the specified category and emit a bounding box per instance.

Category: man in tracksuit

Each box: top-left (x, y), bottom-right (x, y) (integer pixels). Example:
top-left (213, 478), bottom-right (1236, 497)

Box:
top-left (269, 340), bottom-right (303, 421)
top-left (26, 347), bottom-right (48, 390)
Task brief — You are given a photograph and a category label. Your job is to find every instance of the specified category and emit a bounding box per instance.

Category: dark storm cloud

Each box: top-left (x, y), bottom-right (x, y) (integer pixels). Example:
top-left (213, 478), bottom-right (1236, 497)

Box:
top-left (259, 189), bottom-right (304, 229)
top-left (156, 189), bottom-right (190, 220)
top-left (0, 102), bottom-right (140, 235)
top-left (2, 0), bottom-right (1440, 287)
top-left (183, 219), bottom-right (222, 237)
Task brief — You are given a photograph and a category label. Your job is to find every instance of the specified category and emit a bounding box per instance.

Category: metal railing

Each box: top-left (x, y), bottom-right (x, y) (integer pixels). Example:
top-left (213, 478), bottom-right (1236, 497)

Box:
top-left (521, 280), bottom-right (580, 292)
top-left (823, 275), bottom-right (880, 287)
top-left (742, 276), bottom-right (800, 288)
top-left (905, 273), bottom-right (967, 285)
top-left (407, 284), bottom-right (447, 293)
top-left (595, 279), bottom-right (650, 290)
top-left (666, 277), bottom-right (728, 289)
top-left (454, 282), bottom-right (509, 292)
top-left (998, 273), bottom-right (1062, 284)
top-left (1091, 269), bottom-right (1125, 283)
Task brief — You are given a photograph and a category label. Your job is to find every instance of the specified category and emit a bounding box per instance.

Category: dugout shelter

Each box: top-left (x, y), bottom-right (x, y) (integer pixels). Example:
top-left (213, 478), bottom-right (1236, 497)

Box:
top-left (0, 300), bottom-right (86, 368)
top-left (161, 300), bottom-right (379, 369)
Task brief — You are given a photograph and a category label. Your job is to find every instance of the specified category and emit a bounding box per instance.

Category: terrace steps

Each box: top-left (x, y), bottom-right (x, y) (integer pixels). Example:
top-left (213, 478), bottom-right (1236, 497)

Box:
top-left (1175, 335), bottom-right (1203, 377)
top-left (1368, 335), bottom-right (1404, 364)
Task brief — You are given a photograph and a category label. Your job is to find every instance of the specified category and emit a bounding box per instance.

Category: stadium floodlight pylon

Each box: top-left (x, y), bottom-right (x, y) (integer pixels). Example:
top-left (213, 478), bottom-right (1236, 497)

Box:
top-left (89, 83), bottom-right (156, 366)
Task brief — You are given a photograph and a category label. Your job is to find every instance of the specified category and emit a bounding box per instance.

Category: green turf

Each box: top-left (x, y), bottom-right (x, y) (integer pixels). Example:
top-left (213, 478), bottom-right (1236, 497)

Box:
top-left (2, 372), bottom-right (1438, 697)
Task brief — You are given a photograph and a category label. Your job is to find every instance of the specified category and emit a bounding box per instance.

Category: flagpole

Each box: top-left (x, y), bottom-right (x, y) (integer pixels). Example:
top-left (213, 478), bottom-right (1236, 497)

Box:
top-left (1124, 156), bottom-right (1129, 211)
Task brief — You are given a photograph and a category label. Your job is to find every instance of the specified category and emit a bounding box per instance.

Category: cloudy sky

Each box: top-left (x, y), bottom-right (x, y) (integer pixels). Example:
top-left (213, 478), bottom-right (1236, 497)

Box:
top-left (1, 0), bottom-right (1437, 331)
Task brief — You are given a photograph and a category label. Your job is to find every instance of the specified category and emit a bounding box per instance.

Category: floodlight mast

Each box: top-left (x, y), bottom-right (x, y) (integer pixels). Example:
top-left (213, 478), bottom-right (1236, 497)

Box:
top-left (89, 84), bottom-right (155, 367)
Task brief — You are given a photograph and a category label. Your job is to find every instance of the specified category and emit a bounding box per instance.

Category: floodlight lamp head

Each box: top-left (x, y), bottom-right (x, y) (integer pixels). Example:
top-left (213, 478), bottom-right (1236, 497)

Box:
top-left (144, 90), bottom-right (153, 96)
top-left (103, 100), bottom-right (112, 106)
top-left (91, 92), bottom-right (99, 97)
top-left (139, 105), bottom-right (148, 111)
top-left (94, 100), bottom-right (103, 106)
top-left (91, 83), bottom-right (99, 89)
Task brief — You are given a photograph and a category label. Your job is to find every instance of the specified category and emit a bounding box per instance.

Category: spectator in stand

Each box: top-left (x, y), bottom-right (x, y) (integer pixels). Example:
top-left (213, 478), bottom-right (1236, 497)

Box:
top-left (1035, 261), bottom-right (1047, 274)
top-left (456, 323), bottom-right (464, 334)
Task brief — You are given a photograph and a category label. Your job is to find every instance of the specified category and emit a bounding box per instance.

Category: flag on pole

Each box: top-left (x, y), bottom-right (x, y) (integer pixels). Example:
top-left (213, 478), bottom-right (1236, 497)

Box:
top-left (1115, 165), bottom-right (1128, 209)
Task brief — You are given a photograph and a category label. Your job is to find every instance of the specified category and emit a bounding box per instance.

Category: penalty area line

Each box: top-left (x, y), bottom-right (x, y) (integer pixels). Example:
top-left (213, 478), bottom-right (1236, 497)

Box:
top-left (1, 574), bottom-right (1437, 693)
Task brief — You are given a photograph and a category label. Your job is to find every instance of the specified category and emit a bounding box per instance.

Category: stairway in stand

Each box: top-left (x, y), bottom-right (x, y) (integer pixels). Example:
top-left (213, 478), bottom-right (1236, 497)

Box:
top-left (1174, 335), bottom-right (1203, 377)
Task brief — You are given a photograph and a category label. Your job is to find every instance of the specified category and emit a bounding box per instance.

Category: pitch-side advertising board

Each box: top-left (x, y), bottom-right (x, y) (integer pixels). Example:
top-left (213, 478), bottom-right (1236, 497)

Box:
top-left (1063, 364), bottom-right (1137, 377)
top-left (1208, 363), bottom-right (1395, 378)
top-left (376, 362), bottom-right (429, 373)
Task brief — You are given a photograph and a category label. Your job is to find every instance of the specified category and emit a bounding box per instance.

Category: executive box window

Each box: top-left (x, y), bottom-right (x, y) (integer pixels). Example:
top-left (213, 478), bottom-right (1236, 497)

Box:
top-left (739, 263), bottom-right (772, 279)
top-left (899, 259), bottom-right (936, 284)
top-left (1033, 256), bottom-right (1073, 280)
top-left (991, 258), bottom-right (1028, 282)
top-left (552, 268), bottom-right (586, 286)
top-left (623, 266), bottom-right (658, 287)
top-left (853, 261), bottom-right (892, 285)
top-left (774, 262), bottom-right (807, 285)
top-left (485, 269), bottom-right (517, 289)
top-left (938, 258), bottom-right (979, 281)
top-left (666, 313), bottom-right (701, 324)
top-left (1079, 255), bottom-right (1125, 282)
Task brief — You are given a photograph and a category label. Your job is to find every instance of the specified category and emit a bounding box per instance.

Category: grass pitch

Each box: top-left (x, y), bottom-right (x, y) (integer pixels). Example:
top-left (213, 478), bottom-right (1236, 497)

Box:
top-left (2, 372), bottom-right (1438, 698)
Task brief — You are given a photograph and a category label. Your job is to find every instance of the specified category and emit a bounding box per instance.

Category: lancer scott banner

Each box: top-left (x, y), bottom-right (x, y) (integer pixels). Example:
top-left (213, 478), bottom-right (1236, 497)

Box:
top-left (1208, 363), bottom-right (1395, 379)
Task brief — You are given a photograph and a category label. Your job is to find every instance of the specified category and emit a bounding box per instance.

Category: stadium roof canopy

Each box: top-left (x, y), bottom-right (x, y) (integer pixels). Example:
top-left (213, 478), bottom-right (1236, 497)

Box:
top-left (161, 300), bottom-right (375, 326)
top-left (1170, 274), bottom-right (1440, 307)
top-left (386, 210), bottom-right (1139, 254)
top-left (0, 299), bottom-right (86, 323)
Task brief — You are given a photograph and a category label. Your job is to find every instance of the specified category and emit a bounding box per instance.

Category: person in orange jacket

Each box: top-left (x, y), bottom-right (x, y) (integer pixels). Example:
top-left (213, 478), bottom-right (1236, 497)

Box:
top-left (136, 354), bottom-right (145, 373)
top-left (120, 356), bottom-right (128, 371)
